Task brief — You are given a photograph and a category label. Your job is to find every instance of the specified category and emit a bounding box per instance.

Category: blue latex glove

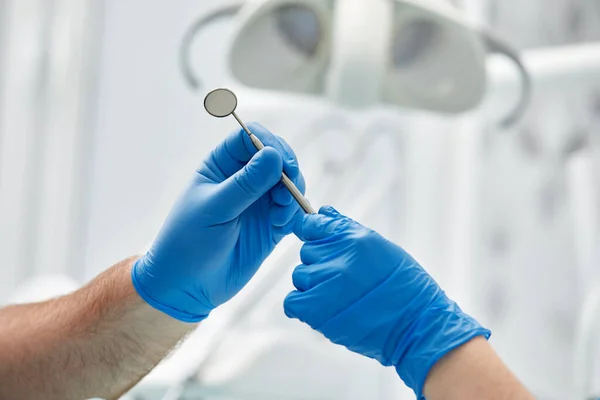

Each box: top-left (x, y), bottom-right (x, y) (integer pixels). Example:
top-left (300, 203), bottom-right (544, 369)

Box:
top-left (132, 123), bottom-right (306, 323)
top-left (284, 206), bottom-right (490, 398)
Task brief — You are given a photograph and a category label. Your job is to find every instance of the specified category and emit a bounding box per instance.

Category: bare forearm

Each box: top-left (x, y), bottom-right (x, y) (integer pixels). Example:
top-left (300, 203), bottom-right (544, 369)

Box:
top-left (423, 337), bottom-right (534, 400)
top-left (0, 257), bottom-right (196, 400)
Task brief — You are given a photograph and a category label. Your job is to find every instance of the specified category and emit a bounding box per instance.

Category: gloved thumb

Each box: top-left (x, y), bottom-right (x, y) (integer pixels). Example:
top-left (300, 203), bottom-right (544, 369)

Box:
top-left (218, 147), bottom-right (283, 216)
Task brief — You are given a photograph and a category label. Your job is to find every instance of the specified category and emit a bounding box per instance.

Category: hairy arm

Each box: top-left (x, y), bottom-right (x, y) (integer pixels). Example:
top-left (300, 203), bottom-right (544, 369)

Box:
top-left (423, 337), bottom-right (535, 400)
top-left (0, 256), bottom-right (196, 400)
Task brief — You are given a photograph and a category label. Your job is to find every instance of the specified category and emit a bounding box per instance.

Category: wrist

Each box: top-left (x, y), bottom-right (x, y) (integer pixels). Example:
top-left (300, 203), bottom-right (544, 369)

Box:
top-left (87, 258), bottom-right (198, 385)
top-left (131, 257), bottom-right (211, 323)
top-left (393, 300), bottom-right (491, 399)
top-left (74, 256), bottom-right (198, 351)
top-left (422, 337), bottom-right (534, 400)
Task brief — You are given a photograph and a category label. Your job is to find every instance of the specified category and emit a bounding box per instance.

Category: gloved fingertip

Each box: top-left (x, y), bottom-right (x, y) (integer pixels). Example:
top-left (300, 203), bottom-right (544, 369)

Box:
top-left (272, 209), bottom-right (302, 236)
top-left (295, 173), bottom-right (307, 198)
top-left (270, 182), bottom-right (294, 206)
top-left (319, 205), bottom-right (341, 217)
top-left (292, 212), bottom-right (308, 239)
top-left (283, 291), bottom-right (301, 319)
top-left (276, 135), bottom-right (300, 178)
top-left (218, 147), bottom-right (284, 217)
top-left (247, 121), bottom-right (267, 131)
top-left (238, 127), bottom-right (259, 156)
top-left (293, 212), bottom-right (341, 242)
top-left (256, 145), bottom-right (283, 162)
top-left (246, 122), bottom-right (274, 148)
top-left (248, 147), bottom-right (283, 187)
top-left (270, 203), bottom-right (300, 227)
top-left (284, 306), bottom-right (297, 320)
top-left (291, 265), bottom-right (311, 292)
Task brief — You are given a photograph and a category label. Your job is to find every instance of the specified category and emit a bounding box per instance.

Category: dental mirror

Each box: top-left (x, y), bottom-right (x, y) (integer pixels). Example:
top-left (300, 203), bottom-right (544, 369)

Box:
top-left (204, 88), bottom-right (316, 214)
top-left (204, 88), bottom-right (238, 118)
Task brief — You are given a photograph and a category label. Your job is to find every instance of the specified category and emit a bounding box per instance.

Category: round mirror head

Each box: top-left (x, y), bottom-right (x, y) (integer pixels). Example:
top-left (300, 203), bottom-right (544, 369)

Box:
top-left (204, 88), bottom-right (238, 118)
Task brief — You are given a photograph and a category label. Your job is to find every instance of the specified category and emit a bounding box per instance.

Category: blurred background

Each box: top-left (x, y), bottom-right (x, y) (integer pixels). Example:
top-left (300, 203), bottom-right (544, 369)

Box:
top-left (1, 0), bottom-right (600, 399)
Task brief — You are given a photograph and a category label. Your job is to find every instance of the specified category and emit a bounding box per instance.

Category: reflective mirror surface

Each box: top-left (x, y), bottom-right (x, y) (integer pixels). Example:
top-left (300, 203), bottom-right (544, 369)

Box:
top-left (204, 88), bottom-right (238, 118)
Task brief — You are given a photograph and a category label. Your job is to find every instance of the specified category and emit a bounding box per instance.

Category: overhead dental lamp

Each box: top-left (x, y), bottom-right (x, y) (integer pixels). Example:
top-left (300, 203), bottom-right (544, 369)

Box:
top-left (181, 0), bottom-right (531, 126)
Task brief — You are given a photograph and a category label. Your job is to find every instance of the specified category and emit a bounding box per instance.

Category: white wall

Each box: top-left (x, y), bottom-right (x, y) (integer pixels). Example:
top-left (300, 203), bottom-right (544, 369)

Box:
top-left (0, 0), bottom-right (102, 296)
top-left (84, 0), bottom-right (232, 278)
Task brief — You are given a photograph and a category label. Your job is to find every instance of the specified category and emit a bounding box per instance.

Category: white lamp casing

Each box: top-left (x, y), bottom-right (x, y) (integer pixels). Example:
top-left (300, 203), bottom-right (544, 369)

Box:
top-left (227, 0), bottom-right (487, 113)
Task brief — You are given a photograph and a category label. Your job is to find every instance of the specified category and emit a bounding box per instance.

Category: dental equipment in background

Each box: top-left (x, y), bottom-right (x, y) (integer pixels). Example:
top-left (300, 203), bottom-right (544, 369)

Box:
top-left (480, 30), bottom-right (532, 128)
top-left (204, 88), bottom-right (316, 214)
top-left (178, 0), bottom-right (532, 128)
top-left (575, 286), bottom-right (600, 400)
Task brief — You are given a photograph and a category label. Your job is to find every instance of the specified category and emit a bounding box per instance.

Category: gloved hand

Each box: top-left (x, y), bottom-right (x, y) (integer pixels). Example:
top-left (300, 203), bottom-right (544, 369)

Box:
top-left (132, 123), bottom-right (306, 323)
top-left (284, 206), bottom-right (490, 398)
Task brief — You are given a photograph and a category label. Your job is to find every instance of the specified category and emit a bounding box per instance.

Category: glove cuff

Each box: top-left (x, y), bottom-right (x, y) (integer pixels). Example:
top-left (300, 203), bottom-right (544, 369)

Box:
top-left (131, 258), bottom-right (210, 323)
top-left (393, 302), bottom-right (491, 399)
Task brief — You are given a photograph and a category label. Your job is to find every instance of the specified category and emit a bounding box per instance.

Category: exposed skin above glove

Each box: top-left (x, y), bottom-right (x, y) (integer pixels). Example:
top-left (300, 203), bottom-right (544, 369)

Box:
top-left (132, 123), bottom-right (306, 322)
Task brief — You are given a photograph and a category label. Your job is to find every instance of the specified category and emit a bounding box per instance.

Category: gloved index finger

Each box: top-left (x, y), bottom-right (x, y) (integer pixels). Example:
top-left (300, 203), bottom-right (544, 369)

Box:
top-left (202, 128), bottom-right (255, 179)
top-left (273, 134), bottom-right (300, 180)
top-left (247, 124), bottom-right (300, 181)
top-left (223, 123), bottom-right (291, 162)
top-left (220, 123), bottom-right (299, 178)
top-left (293, 213), bottom-right (344, 242)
